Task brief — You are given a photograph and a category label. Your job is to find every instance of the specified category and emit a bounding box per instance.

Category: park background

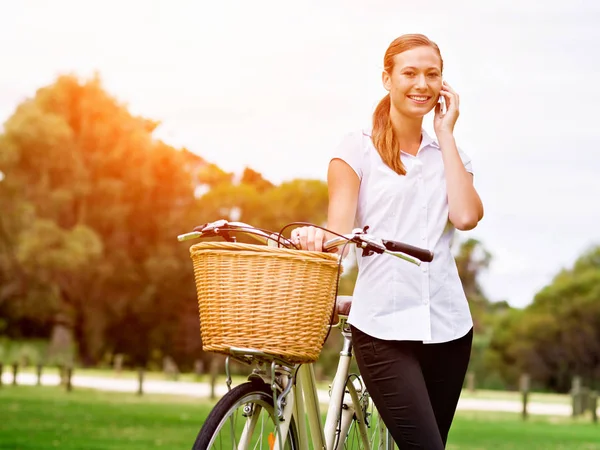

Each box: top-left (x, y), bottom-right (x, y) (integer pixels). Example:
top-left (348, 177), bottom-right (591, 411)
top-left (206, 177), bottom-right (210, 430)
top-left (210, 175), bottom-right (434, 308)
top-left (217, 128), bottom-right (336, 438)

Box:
top-left (1, 0), bottom-right (599, 448)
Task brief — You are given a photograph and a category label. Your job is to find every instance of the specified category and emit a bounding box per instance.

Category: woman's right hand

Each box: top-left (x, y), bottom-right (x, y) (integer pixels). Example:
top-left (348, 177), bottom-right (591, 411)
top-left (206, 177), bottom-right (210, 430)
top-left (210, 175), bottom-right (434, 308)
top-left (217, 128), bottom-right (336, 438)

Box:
top-left (291, 226), bottom-right (327, 252)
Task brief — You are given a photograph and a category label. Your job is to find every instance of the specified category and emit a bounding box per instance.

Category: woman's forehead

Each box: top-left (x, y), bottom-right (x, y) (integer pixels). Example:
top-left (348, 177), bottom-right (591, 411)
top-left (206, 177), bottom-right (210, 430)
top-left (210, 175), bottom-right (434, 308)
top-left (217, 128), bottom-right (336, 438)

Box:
top-left (392, 46), bottom-right (442, 69)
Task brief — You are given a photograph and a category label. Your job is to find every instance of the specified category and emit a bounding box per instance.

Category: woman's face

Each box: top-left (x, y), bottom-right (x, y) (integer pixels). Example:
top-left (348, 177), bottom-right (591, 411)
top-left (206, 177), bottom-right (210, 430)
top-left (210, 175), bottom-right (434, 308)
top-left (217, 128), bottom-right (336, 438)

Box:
top-left (383, 46), bottom-right (443, 119)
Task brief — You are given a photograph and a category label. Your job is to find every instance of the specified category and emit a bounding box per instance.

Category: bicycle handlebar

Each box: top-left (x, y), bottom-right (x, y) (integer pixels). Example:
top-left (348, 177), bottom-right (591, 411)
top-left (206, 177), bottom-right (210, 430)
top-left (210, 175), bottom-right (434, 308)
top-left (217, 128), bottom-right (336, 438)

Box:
top-left (178, 220), bottom-right (295, 247)
top-left (381, 239), bottom-right (434, 263)
top-left (177, 220), bottom-right (433, 266)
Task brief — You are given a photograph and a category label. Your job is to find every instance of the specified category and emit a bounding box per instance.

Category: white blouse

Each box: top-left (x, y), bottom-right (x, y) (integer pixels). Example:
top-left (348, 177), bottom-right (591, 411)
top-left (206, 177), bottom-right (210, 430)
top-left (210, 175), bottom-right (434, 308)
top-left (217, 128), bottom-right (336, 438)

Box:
top-left (333, 129), bottom-right (473, 343)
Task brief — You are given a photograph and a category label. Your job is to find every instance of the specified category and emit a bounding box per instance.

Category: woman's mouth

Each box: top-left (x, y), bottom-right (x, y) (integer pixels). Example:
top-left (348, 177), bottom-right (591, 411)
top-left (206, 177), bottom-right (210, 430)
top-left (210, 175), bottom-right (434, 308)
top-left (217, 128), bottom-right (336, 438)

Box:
top-left (407, 95), bottom-right (431, 104)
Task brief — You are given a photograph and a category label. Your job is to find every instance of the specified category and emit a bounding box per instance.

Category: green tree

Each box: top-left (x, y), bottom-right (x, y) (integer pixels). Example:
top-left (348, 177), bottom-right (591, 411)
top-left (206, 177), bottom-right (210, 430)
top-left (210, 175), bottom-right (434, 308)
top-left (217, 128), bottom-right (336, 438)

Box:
top-left (453, 238), bottom-right (495, 332)
top-left (0, 74), bottom-right (336, 371)
top-left (487, 246), bottom-right (600, 392)
top-left (0, 74), bottom-right (199, 366)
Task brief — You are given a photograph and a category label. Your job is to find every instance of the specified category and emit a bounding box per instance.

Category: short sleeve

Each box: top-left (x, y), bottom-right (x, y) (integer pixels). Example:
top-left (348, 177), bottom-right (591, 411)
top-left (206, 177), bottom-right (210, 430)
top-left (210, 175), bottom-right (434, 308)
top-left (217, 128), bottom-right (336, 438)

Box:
top-left (457, 147), bottom-right (474, 174)
top-left (330, 131), bottom-right (364, 180)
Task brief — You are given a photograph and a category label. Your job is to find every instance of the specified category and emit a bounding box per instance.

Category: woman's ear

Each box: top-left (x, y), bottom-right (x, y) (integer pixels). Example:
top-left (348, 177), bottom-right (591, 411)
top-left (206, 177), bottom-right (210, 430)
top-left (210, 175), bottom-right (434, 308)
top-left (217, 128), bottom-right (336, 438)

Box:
top-left (382, 70), bottom-right (392, 92)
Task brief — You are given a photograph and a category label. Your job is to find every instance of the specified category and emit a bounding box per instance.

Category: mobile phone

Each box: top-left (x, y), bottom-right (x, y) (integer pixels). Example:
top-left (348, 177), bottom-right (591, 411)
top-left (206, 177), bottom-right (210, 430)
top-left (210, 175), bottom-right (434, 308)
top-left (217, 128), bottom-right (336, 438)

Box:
top-left (438, 95), bottom-right (446, 114)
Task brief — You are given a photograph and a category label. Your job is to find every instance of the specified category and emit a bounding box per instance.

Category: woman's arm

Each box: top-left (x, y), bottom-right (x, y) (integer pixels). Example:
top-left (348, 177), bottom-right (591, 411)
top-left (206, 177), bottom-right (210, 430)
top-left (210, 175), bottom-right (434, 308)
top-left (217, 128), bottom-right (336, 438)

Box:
top-left (434, 80), bottom-right (484, 231)
top-left (295, 158), bottom-right (359, 251)
top-left (437, 134), bottom-right (484, 230)
top-left (325, 158), bottom-right (360, 246)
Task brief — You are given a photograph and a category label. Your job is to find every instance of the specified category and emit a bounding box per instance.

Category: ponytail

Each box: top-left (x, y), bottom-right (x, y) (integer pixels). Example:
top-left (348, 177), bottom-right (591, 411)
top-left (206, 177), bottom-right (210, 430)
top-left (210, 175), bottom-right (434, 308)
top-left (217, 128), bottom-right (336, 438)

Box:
top-left (371, 94), bottom-right (406, 175)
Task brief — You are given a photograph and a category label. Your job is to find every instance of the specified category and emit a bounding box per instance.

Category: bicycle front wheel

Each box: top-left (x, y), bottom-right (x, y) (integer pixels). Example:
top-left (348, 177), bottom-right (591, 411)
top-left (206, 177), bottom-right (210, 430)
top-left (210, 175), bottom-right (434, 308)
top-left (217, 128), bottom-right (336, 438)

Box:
top-left (193, 379), bottom-right (299, 450)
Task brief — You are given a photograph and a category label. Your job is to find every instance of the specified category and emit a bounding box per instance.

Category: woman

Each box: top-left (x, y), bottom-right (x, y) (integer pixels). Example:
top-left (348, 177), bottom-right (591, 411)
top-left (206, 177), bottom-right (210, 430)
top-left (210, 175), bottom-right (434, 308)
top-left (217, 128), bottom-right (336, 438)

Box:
top-left (292, 34), bottom-right (484, 448)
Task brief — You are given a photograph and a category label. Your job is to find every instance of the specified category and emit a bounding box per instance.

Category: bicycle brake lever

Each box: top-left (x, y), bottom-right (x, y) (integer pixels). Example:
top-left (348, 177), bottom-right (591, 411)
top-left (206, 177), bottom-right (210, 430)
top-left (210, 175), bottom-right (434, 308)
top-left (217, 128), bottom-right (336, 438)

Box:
top-left (358, 235), bottom-right (386, 253)
top-left (192, 223), bottom-right (208, 232)
top-left (351, 234), bottom-right (386, 257)
top-left (197, 219), bottom-right (229, 232)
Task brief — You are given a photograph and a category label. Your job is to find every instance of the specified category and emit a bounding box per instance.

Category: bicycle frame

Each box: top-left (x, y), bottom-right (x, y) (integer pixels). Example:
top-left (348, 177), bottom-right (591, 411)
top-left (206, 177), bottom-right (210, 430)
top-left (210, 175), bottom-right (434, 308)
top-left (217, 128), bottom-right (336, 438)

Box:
top-left (177, 220), bottom-right (417, 449)
top-left (233, 314), bottom-right (393, 450)
top-left (263, 321), bottom-right (357, 450)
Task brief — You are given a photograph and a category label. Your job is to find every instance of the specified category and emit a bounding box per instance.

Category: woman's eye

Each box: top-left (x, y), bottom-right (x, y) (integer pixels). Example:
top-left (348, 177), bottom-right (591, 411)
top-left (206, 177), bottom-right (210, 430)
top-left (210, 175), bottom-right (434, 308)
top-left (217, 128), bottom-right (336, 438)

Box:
top-left (404, 72), bottom-right (416, 77)
top-left (428, 73), bottom-right (440, 79)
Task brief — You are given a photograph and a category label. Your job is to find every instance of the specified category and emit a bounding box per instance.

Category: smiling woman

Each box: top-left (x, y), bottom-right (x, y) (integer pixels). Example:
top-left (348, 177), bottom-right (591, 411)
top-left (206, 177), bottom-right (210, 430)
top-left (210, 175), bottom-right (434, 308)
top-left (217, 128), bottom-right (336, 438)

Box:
top-left (372, 34), bottom-right (444, 174)
top-left (291, 33), bottom-right (484, 449)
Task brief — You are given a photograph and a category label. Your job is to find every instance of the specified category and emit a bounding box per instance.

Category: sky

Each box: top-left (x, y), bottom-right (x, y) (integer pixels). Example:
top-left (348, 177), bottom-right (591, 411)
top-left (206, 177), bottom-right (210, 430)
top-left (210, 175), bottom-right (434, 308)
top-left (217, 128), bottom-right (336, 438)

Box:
top-left (1, 0), bottom-right (599, 308)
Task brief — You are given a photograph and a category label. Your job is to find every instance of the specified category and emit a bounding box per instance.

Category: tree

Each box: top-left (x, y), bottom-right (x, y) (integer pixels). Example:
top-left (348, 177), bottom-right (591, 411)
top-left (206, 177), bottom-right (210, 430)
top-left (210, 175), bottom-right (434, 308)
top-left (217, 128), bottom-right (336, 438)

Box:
top-left (453, 238), bottom-right (494, 333)
top-left (0, 74), bottom-right (334, 370)
top-left (240, 167), bottom-right (274, 193)
top-left (487, 246), bottom-right (600, 392)
top-left (257, 179), bottom-right (329, 231)
top-left (0, 74), bottom-right (198, 366)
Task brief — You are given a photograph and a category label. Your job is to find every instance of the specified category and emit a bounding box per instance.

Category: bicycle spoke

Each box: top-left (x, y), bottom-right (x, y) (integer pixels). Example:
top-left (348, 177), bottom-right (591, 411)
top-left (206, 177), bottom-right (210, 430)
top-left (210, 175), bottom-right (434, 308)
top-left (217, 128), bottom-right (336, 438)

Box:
top-left (228, 409), bottom-right (238, 450)
top-left (196, 383), bottom-right (298, 450)
top-left (249, 405), bottom-right (266, 450)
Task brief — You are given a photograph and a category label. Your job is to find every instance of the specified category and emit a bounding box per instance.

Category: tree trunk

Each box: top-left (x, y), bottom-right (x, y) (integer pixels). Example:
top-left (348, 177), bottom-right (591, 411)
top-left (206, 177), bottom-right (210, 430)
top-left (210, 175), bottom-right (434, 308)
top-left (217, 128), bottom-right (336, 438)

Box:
top-left (47, 314), bottom-right (75, 366)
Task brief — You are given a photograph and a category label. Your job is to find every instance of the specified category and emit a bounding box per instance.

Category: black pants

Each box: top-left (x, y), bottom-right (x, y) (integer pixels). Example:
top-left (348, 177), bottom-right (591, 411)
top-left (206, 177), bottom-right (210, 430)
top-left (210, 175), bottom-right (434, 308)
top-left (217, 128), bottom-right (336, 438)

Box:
top-left (351, 326), bottom-right (473, 449)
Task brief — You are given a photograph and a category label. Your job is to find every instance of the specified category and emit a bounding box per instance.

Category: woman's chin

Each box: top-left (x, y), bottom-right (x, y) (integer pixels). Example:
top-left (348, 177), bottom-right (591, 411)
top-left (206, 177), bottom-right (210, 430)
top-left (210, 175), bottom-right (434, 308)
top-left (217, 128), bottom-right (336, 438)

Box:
top-left (403, 107), bottom-right (432, 119)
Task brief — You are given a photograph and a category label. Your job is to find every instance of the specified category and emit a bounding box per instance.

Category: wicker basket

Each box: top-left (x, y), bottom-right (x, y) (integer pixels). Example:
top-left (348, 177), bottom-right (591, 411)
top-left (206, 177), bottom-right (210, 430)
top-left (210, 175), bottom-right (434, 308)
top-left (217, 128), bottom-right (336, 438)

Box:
top-left (189, 242), bottom-right (341, 364)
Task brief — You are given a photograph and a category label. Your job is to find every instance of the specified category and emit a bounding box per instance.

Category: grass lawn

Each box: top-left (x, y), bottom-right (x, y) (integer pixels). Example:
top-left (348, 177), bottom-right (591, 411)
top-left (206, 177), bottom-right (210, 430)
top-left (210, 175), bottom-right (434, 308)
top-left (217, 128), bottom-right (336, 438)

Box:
top-left (0, 386), bottom-right (598, 449)
top-left (449, 411), bottom-right (599, 449)
top-left (0, 386), bottom-right (204, 449)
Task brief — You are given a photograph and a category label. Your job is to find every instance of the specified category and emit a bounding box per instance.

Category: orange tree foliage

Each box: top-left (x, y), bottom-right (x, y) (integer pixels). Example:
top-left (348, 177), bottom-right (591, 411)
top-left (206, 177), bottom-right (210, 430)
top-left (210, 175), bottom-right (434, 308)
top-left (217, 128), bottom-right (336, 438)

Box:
top-left (0, 75), bottom-right (329, 368)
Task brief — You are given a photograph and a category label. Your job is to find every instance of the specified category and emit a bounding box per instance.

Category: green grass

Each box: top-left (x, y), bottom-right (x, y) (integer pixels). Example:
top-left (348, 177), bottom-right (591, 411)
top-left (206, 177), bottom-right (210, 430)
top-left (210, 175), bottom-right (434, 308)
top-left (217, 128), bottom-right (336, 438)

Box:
top-left (0, 386), bottom-right (598, 449)
top-left (449, 412), bottom-right (600, 449)
top-left (0, 386), bottom-right (207, 449)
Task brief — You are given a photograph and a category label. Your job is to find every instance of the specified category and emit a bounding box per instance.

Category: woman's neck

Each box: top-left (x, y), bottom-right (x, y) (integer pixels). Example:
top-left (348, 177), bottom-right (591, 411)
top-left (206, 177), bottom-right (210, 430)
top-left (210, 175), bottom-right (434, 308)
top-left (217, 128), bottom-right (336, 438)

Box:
top-left (390, 106), bottom-right (423, 156)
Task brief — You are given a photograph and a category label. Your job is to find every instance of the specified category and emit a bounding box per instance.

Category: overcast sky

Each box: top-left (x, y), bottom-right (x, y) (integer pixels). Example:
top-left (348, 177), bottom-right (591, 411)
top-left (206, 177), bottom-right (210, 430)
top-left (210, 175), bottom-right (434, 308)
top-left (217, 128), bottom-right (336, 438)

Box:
top-left (2, 0), bottom-right (599, 308)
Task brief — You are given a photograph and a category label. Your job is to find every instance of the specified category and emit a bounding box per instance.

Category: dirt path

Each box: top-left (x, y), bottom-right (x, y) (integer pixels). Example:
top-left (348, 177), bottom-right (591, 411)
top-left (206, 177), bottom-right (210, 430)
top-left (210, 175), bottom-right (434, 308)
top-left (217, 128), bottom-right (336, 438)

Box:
top-left (2, 372), bottom-right (578, 417)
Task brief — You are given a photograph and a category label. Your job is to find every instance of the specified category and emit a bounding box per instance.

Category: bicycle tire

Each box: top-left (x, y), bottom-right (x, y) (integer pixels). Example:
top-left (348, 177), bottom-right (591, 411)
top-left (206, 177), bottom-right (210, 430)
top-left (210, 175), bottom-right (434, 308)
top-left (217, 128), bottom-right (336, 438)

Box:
top-left (192, 379), bottom-right (299, 449)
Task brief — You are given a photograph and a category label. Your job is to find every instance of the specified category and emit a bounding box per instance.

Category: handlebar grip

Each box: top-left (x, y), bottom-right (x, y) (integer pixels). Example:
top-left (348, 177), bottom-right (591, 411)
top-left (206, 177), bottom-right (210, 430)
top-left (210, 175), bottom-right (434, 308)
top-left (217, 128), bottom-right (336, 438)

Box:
top-left (381, 240), bottom-right (434, 263)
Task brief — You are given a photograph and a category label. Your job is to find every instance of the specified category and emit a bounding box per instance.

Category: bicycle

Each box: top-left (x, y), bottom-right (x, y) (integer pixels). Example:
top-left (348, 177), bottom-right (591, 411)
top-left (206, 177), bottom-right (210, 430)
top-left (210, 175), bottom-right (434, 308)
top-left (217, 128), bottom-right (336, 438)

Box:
top-left (178, 219), bottom-right (434, 450)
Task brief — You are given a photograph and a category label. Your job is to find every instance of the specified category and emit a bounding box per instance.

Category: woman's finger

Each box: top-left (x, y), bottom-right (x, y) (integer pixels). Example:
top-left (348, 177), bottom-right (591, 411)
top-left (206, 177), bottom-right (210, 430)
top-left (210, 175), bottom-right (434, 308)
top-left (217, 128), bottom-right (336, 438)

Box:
top-left (291, 227), bottom-right (301, 247)
top-left (440, 89), bottom-right (459, 113)
top-left (442, 82), bottom-right (460, 108)
top-left (314, 228), bottom-right (325, 252)
top-left (299, 226), bottom-right (314, 250)
top-left (307, 226), bottom-right (318, 251)
top-left (442, 80), bottom-right (455, 93)
top-left (293, 226), bottom-right (326, 251)
top-left (296, 227), bottom-right (307, 250)
top-left (434, 99), bottom-right (442, 118)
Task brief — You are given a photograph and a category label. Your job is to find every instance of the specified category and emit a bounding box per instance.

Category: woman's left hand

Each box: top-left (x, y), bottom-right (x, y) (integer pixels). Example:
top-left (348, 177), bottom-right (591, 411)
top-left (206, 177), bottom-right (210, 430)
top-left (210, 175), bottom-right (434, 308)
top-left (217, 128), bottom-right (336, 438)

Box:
top-left (434, 80), bottom-right (460, 137)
